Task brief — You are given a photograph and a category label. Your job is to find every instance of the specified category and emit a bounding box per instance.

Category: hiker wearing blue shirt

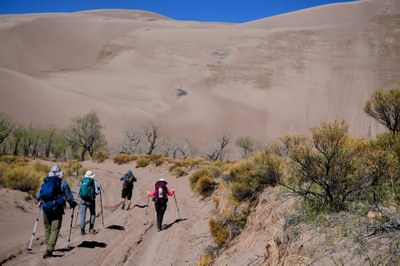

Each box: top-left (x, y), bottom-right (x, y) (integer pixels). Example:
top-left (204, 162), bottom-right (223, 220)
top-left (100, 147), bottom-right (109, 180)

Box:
top-left (36, 164), bottom-right (77, 259)
top-left (120, 170), bottom-right (137, 210)
top-left (78, 170), bottom-right (101, 235)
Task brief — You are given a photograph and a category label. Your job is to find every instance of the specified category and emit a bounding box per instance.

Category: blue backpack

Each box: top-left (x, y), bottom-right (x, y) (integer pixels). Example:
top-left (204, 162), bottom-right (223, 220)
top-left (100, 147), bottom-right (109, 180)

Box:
top-left (40, 176), bottom-right (65, 212)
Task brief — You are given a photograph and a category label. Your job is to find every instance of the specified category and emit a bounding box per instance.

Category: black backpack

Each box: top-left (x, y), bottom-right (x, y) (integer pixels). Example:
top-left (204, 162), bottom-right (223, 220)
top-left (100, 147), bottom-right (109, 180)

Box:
top-left (123, 172), bottom-right (135, 189)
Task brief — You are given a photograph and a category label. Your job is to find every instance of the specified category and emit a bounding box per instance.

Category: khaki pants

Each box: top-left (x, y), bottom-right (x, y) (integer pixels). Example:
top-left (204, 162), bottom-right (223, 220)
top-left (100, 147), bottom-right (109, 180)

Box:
top-left (43, 210), bottom-right (63, 251)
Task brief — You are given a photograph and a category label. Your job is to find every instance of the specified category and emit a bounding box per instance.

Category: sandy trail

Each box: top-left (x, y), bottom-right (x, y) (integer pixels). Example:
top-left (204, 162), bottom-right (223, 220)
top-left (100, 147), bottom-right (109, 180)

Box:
top-left (2, 160), bottom-right (213, 266)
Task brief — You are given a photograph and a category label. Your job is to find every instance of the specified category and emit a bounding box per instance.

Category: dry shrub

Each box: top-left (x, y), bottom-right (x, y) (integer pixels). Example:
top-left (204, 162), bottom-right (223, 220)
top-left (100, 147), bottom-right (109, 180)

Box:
top-left (209, 218), bottom-right (229, 247)
top-left (136, 155), bottom-right (150, 168)
top-left (195, 175), bottom-right (217, 197)
top-left (93, 150), bottom-right (108, 163)
top-left (190, 168), bottom-right (210, 189)
top-left (31, 161), bottom-right (50, 173)
top-left (113, 153), bottom-right (135, 165)
top-left (62, 160), bottom-right (86, 179)
top-left (197, 251), bottom-right (214, 266)
top-left (150, 153), bottom-right (165, 166)
top-left (3, 166), bottom-right (42, 196)
top-left (170, 166), bottom-right (187, 177)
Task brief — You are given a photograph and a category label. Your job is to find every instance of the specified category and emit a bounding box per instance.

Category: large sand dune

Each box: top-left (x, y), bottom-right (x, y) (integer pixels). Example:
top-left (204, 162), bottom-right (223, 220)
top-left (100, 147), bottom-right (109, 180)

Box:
top-left (1, 0), bottom-right (399, 148)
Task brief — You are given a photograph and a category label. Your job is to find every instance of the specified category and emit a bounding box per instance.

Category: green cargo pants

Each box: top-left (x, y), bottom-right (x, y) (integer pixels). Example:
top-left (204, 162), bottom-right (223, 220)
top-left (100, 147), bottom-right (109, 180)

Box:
top-left (43, 210), bottom-right (63, 252)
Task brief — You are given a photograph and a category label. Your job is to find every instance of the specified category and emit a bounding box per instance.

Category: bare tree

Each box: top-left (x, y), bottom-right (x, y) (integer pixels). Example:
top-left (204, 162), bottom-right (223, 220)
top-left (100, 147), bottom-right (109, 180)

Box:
top-left (206, 134), bottom-right (231, 160)
top-left (65, 111), bottom-right (107, 161)
top-left (0, 112), bottom-right (14, 146)
top-left (145, 123), bottom-right (161, 155)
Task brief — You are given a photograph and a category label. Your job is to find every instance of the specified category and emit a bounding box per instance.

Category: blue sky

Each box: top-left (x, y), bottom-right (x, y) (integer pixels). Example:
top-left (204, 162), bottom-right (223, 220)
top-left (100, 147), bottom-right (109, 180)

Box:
top-left (0, 0), bottom-right (358, 23)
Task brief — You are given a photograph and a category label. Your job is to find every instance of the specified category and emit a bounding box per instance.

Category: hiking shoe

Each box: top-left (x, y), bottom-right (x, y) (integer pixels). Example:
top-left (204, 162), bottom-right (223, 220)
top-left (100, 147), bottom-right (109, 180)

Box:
top-left (81, 229), bottom-right (86, 236)
top-left (121, 204), bottom-right (125, 210)
top-left (43, 250), bottom-right (53, 259)
top-left (89, 229), bottom-right (97, 235)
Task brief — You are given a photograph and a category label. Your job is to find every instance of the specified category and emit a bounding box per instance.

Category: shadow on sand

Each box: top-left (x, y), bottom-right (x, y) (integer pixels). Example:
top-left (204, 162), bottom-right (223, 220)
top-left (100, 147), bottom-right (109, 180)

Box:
top-left (77, 241), bottom-right (107, 249)
top-left (106, 225), bottom-right (125, 231)
top-left (162, 218), bottom-right (188, 231)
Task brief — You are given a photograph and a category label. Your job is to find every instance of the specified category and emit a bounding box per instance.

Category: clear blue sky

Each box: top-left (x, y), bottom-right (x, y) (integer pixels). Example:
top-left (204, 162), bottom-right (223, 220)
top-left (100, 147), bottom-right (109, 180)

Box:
top-left (0, 0), bottom-right (358, 23)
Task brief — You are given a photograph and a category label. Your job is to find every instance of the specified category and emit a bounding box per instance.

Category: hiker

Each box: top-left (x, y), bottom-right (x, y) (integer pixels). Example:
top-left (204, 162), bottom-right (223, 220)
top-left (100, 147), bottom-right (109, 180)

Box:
top-left (147, 178), bottom-right (175, 232)
top-left (120, 170), bottom-right (137, 210)
top-left (78, 170), bottom-right (101, 235)
top-left (36, 164), bottom-right (77, 259)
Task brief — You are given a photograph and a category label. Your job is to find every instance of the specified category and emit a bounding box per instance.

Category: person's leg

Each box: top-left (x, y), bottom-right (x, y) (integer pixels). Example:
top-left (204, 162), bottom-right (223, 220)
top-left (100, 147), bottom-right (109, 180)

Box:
top-left (46, 212), bottom-right (62, 253)
top-left (89, 201), bottom-right (96, 234)
top-left (121, 189), bottom-right (126, 209)
top-left (80, 201), bottom-right (87, 235)
top-left (155, 204), bottom-right (167, 231)
top-left (126, 189), bottom-right (132, 210)
top-left (43, 211), bottom-right (51, 248)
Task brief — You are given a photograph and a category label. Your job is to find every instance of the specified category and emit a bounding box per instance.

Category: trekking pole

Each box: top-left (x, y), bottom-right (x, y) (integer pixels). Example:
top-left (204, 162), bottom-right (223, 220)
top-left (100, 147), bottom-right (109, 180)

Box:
top-left (74, 204), bottom-right (80, 228)
top-left (100, 184), bottom-right (104, 227)
top-left (68, 207), bottom-right (75, 248)
top-left (173, 193), bottom-right (181, 220)
top-left (145, 197), bottom-right (149, 215)
top-left (28, 205), bottom-right (42, 251)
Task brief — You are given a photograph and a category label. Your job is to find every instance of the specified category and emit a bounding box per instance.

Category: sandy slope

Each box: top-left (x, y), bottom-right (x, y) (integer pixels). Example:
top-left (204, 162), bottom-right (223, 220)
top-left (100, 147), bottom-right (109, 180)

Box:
top-left (1, 0), bottom-right (399, 150)
top-left (1, 161), bottom-right (214, 266)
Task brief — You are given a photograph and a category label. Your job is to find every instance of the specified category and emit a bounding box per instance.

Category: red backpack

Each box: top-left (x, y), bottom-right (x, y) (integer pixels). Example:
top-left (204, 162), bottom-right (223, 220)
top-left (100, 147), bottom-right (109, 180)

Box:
top-left (153, 181), bottom-right (168, 204)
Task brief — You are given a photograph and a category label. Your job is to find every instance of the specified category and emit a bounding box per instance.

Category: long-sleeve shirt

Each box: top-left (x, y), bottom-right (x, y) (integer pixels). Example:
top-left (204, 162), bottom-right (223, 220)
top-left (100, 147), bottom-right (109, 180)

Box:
top-left (77, 179), bottom-right (101, 196)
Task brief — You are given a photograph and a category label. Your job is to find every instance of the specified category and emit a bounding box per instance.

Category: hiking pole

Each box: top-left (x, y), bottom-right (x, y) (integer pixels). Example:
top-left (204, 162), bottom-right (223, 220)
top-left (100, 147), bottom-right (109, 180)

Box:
top-left (145, 197), bottom-right (149, 215)
top-left (173, 193), bottom-right (181, 220)
top-left (74, 204), bottom-right (80, 228)
top-left (28, 205), bottom-right (42, 251)
top-left (99, 185), bottom-right (104, 227)
top-left (68, 207), bottom-right (75, 248)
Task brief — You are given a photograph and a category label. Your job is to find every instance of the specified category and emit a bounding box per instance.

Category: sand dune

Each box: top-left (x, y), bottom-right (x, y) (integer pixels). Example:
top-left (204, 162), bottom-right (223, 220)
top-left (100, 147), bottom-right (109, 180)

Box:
top-left (1, 0), bottom-right (399, 147)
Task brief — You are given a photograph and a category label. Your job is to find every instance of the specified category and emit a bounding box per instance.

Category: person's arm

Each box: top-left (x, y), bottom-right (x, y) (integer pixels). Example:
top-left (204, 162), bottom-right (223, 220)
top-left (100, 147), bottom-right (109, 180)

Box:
top-left (61, 180), bottom-right (76, 207)
top-left (133, 175), bottom-right (137, 182)
top-left (167, 187), bottom-right (175, 196)
top-left (35, 183), bottom-right (43, 204)
top-left (147, 188), bottom-right (156, 197)
top-left (120, 175), bottom-right (125, 181)
top-left (94, 180), bottom-right (101, 195)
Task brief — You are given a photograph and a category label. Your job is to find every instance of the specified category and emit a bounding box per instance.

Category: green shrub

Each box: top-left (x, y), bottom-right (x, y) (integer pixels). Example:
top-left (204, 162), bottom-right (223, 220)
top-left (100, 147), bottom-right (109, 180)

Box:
top-left (93, 150), bottom-right (108, 163)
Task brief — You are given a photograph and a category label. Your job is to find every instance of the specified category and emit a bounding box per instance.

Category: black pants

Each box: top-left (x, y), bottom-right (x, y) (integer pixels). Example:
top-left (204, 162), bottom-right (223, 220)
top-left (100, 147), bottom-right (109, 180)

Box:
top-left (155, 203), bottom-right (167, 230)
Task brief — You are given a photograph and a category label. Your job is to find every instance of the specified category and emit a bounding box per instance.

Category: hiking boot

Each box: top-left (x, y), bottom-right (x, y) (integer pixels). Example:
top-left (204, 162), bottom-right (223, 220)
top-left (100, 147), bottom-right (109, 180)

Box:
top-left (81, 229), bottom-right (86, 236)
top-left (89, 224), bottom-right (97, 235)
top-left (43, 250), bottom-right (53, 259)
top-left (126, 204), bottom-right (131, 211)
top-left (121, 203), bottom-right (125, 210)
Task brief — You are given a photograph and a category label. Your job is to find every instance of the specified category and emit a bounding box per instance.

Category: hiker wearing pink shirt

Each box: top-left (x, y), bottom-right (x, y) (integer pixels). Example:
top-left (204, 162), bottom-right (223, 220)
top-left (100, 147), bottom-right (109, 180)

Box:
top-left (147, 178), bottom-right (174, 231)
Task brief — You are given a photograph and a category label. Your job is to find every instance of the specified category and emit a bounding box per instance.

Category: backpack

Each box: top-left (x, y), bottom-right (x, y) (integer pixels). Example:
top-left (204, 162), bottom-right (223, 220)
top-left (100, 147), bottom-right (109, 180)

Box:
top-left (153, 181), bottom-right (168, 204)
top-left (123, 173), bottom-right (135, 189)
top-left (40, 176), bottom-right (65, 212)
top-left (79, 177), bottom-right (95, 201)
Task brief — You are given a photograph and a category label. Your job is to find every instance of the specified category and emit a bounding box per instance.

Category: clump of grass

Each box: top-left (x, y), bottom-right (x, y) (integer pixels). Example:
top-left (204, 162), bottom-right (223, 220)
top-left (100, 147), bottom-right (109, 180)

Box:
top-left (209, 218), bottom-right (229, 248)
top-left (93, 150), bottom-right (108, 163)
top-left (149, 153), bottom-right (165, 166)
top-left (2, 165), bottom-right (43, 197)
top-left (113, 153), bottom-right (136, 165)
top-left (136, 155), bottom-right (150, 168)
top-left (195, 175), bottom-right (217, 197)
top-left (197, 250), bottom-right (215, 266)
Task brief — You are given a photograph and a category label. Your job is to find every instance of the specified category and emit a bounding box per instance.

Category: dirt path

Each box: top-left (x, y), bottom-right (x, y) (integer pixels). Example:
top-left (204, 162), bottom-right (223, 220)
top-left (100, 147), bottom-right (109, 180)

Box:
top-left (2, 160), bottom-right (213, 266)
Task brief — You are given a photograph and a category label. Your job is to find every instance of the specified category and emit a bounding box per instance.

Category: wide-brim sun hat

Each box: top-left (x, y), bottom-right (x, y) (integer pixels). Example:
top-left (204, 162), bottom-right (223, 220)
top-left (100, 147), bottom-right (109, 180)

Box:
top-left (84, 170), bottom-right (95, 178)
top-left (159, 178), bottom-right (167, 183)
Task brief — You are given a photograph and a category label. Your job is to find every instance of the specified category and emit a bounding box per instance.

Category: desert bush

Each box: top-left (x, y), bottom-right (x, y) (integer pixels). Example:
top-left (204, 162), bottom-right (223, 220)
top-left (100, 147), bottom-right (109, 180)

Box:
top-left (278, 120), bottom-right (392, 212)
top-left (2, 166), bottom-right (42, 196)
top-left (113, 153), bottom-right (135, 165)
top-left (209, 218), bottom-right (229, 247)
top-left (169, 166), bottom-right (187, 177)
top-left (0, 155), bottom-right (28, 164)
top-left (194, 175), bottom-right (217, 197)
top-left (136, 155), bottom-right (150, 168)
top-left (197, 250), bottom-right (214, 266)
top-left (149, 153), bottom-right (165, 166)
top-left (190, 166), bottom-right (221, 190)
top-left (93, 150), bottom-right (108, 163)
top-left (62, 160), bottom-right (85, 179)
top-left (30, 161), bottom-right (50, 173)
